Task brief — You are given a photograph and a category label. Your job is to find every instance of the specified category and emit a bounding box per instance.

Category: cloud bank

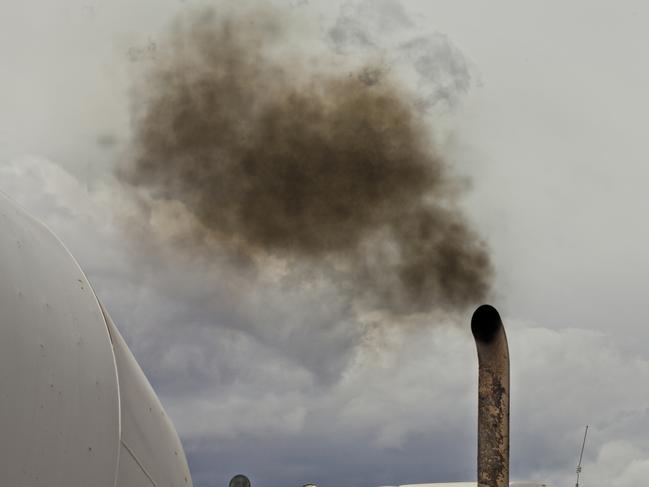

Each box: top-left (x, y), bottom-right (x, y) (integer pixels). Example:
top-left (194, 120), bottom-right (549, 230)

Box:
top-left (5, 156), bottom-right (649, 487)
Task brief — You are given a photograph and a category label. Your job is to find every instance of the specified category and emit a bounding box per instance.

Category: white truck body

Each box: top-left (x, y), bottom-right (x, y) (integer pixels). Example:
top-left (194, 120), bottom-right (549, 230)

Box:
top-left (380, 483), bottom-right (550, 487)
top-left (0, 191), bottom-right (192, 486)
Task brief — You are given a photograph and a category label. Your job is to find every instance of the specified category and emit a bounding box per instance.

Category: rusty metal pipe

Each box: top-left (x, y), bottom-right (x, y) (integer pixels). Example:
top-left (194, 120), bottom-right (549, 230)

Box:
top-left (472, 304), bottom-right (510, 487)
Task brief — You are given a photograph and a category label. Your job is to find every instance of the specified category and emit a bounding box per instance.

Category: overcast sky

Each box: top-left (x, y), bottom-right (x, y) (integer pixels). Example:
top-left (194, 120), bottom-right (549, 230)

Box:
top-left (3, 1), bottom-right (649, 486)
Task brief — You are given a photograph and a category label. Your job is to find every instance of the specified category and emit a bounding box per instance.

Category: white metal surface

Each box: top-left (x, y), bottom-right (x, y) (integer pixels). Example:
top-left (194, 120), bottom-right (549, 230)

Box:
top-left (0, 191), bottom-right (120, 486)
top-left (379, 483), bottom-right (550, 487)
top-left (0, 191), bottom-right (193, 486)
top-left (102, 304), bottom-right (193, 487)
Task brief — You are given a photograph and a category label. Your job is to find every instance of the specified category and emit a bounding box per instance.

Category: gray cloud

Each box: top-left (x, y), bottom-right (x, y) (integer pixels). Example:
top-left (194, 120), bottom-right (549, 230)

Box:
top-left (5, 156), bottom-right (649, 487)
top-left (328, 0), bottom-right (475, 110)
top-left (0, 160), bottom-right (469, 486)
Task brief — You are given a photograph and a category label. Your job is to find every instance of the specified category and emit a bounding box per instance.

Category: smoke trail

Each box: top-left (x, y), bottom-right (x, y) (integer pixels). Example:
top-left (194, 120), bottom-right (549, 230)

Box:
top-left (328, 0), bottom-right (474, 111)
top-left (119, 4), bottom-right (491, 314)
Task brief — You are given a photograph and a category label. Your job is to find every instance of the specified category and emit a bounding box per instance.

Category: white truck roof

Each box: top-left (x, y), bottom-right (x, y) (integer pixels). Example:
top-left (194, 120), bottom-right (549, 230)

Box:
top-left (379, 483), bottom-right (550, 487)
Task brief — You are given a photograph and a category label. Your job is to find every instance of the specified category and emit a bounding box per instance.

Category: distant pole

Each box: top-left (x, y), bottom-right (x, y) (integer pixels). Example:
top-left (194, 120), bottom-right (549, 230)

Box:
top-left (575, 425), bottom-right (589, 487)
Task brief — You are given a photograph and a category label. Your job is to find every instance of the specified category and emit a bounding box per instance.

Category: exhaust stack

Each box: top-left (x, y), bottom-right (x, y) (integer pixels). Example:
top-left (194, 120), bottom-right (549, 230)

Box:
top-left (472, 305), bottom-right (510, 487)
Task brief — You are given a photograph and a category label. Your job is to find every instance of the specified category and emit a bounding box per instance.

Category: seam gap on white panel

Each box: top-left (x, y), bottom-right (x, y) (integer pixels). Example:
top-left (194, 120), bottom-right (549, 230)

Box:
top-left (121, 439), bottom-right (159, 487)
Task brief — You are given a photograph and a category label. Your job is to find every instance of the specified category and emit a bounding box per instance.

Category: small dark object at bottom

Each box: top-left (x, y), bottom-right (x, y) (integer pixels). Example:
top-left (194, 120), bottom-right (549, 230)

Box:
top-left (229, 474), bottom-right (251, 487)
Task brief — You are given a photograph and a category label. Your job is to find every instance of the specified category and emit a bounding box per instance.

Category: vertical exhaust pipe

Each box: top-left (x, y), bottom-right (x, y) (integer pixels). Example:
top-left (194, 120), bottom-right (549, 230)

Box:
top-left (472, 305), bottom-right (510, 487)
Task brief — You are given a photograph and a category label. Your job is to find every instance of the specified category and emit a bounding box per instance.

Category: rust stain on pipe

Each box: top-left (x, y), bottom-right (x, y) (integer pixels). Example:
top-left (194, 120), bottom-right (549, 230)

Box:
top-left (472, 304), bottom-right (510, 487)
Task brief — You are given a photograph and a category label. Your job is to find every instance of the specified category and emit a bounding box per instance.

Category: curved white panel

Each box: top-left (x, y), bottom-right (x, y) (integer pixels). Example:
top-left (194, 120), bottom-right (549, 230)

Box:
top-left (102, 306), bottom-right (193, 487)
top-left (0, 191), bottom-right (120, 486)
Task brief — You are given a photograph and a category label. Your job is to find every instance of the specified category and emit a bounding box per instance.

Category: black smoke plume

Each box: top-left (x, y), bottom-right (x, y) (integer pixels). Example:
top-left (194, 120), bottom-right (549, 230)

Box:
top-left (119, 5), bottom-right (492, 314)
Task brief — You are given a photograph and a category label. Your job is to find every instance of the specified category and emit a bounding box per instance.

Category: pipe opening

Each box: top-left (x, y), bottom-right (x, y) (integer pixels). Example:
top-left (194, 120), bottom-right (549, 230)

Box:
top-left (471, 304), bottom-right (503, 344)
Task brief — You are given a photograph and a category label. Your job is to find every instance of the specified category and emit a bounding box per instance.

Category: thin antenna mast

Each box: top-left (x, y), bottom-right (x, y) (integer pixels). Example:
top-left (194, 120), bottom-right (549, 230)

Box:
top-left (575, 425), bottom-right (589, 487)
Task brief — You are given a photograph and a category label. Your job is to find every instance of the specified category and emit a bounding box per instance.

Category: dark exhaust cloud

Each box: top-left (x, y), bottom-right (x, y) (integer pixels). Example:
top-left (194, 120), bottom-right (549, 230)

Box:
top-left (119, 4), bottom-right (491, 314)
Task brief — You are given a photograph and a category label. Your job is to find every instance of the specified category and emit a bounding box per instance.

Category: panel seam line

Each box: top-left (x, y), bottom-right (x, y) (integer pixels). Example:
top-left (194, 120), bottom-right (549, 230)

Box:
top-left (121, 439), bottom-right (159, 487)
